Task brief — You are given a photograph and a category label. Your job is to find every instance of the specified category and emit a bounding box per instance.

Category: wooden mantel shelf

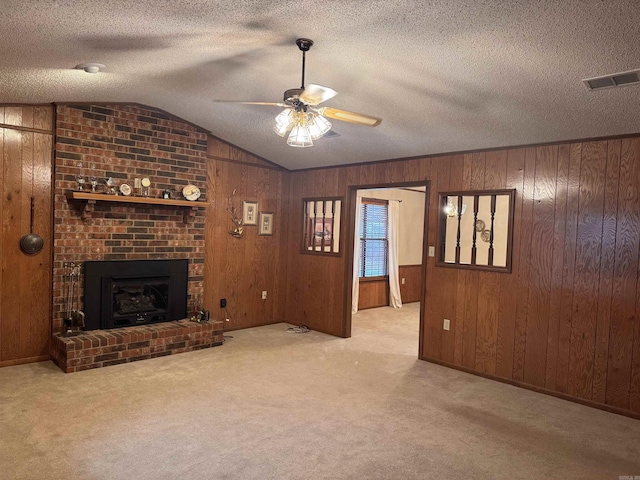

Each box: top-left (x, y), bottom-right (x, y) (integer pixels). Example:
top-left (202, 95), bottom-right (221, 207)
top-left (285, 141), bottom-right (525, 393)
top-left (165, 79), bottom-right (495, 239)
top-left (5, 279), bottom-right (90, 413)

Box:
top-left (65, 191), bottom-right (206, 223)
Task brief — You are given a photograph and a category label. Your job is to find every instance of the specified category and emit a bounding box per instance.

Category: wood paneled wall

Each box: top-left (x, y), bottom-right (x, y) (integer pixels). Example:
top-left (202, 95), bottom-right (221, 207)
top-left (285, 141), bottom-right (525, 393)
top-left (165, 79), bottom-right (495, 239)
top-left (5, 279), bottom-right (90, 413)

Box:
top-left (285, 135), bottom-right (640, 416)
top-left (0, 106), bottom-right (53, 366)
top-left (204, 138), bottom-right (289, 330)
top-left (3, 102), bottom-right (639, 416)
top-left (399, 265), bottom-right (422, 303)
top-left (358, 264), bottom-right (422, 309)
top-left (358, 279), bottom-right (389, 310)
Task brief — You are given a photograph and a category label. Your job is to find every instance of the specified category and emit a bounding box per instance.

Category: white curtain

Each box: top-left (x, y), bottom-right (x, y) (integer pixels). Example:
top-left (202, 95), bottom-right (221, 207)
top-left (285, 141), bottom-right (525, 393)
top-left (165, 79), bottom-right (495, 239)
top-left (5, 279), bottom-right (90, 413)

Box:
top-left (388, 200), bottom-right (402, 308)
top-left (351, 196), bottom-right (363, 314)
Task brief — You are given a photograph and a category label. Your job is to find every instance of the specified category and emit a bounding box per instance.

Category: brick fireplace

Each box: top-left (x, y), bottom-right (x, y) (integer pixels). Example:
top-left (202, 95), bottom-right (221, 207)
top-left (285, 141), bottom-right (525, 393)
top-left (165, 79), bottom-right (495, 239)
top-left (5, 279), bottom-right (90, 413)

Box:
top-left (83, 259), bottom-right (189, 330)
top-left (51, 104), bottom-right (221, 371)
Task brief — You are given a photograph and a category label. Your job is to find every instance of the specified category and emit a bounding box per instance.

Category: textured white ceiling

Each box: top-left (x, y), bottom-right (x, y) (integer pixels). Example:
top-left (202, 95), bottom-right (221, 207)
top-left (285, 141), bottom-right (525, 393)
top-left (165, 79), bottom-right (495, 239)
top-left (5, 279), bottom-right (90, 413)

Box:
top-left (1, 0), bottom-right (639, 170)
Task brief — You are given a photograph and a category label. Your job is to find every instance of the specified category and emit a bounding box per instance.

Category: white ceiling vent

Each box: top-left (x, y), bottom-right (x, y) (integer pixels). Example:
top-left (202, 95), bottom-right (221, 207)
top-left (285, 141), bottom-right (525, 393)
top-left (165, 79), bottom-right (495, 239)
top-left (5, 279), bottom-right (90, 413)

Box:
top-left (583, 69), bottom-right (640, 91)
top-left (322, 130), bottom-right (342, 138)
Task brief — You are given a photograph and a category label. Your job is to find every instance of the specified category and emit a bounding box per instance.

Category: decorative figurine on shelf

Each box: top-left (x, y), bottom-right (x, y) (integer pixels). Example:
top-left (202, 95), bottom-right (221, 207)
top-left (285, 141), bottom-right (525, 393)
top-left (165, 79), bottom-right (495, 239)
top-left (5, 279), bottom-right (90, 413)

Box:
top-left (90, 175), bottom-right (98, 192)
top-left (162, 190), bottom-right (171, 199)
top-left (76, 163), bottom-right (85, 191)
top-left (105, 177), bottom-right (117, 195)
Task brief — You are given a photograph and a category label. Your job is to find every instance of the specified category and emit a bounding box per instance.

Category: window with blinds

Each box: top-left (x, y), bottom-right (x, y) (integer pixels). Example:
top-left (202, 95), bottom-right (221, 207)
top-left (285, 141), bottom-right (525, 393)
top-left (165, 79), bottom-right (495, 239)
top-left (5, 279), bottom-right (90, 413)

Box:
top-left (359, 199), bottom-right (388, 278)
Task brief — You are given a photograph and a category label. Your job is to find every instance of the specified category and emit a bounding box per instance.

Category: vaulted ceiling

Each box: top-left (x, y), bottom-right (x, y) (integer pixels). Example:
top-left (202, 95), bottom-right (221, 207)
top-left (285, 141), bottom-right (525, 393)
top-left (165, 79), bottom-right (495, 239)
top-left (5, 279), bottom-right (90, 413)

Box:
top-left (2, 1), bottom-right (639, 170)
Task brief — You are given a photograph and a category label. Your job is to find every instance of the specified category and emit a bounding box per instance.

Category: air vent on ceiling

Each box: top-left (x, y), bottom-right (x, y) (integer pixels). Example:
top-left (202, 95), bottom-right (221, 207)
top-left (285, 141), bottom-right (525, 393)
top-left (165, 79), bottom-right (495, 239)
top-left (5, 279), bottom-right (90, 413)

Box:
top-left (583, 69), bottom-right (640, 91)
top-left (322, 130), bottom-right (341, 138)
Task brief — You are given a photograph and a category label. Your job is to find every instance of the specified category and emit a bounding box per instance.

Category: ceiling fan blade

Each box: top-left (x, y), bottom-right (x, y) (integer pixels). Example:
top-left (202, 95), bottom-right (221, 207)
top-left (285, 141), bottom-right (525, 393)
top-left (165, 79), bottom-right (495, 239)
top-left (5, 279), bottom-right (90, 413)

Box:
top-left (319, 107), bottom-right (382, 127)
top-left (212, 101), bottom-right (287, 107)
top-left (299, 84), bottom-right (338, 105)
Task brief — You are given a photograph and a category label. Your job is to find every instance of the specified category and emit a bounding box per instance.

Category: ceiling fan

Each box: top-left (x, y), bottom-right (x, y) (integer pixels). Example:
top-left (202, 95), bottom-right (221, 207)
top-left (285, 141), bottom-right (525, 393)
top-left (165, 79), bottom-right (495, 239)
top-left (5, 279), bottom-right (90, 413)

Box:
top-left (223, 38), bottom-right (382, 147)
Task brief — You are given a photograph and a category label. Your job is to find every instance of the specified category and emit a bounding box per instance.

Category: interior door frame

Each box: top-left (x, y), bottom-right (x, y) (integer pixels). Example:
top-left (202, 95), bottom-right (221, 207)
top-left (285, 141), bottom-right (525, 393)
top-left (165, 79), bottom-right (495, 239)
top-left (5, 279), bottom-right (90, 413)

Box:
top-left (342, 180), bottom-right (431, 358)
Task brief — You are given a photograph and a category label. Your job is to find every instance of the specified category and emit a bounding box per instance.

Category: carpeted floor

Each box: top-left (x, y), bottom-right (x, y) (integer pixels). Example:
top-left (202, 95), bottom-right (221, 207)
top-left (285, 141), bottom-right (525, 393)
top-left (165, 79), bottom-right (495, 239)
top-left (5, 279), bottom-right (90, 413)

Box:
top-left (1, 303), bottom-right (639, 479)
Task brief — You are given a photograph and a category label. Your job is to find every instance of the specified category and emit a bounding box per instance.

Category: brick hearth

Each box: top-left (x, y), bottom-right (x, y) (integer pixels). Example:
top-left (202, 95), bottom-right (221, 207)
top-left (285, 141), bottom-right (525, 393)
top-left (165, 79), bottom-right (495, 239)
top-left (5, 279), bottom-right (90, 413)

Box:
top-left (51, 320), bottom-right (224, 373)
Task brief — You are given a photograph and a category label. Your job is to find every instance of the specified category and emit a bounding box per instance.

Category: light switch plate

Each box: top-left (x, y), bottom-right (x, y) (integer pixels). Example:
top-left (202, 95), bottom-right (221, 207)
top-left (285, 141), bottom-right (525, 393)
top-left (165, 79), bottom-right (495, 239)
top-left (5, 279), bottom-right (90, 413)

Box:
top-left (443, 319), bottom-right (450, 331)
top-left (428, 246), bottom-right (435, 257)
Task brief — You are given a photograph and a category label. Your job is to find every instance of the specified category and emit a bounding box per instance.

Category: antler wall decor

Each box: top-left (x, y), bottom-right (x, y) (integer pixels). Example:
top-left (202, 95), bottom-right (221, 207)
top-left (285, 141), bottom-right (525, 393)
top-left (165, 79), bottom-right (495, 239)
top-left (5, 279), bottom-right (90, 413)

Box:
top-left (226, 188), bottom-right (244, 238)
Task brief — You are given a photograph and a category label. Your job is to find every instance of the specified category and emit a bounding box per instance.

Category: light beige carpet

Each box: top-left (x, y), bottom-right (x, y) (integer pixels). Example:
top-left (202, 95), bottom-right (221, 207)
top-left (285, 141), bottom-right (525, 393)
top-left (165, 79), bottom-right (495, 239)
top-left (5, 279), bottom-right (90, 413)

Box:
top-left (1, 303), bottom-right (639, 479)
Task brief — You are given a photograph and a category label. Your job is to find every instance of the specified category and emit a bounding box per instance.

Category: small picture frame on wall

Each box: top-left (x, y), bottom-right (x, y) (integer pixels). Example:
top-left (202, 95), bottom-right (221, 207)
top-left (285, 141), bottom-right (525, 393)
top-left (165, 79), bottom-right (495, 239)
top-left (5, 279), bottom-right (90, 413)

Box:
top-left (259, 212), bottom-right (274, 236)
top-left (313, 217), bottom-right (332, 246)
top-left (243, 201), bottom-right (258, 226)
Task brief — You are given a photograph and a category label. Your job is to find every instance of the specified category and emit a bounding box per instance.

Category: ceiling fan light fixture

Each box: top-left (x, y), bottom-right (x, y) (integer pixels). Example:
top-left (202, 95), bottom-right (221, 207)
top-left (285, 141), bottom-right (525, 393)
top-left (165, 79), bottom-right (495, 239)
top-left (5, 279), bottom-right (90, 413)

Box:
top-left (226, 38), bottom-right (380, 148)
top-left (273, 122), bottom-right (291, 137)
top-left (307, 113), bottom-right (332, 140)
top-left (287, 124), bottom-right (313, 147)
top-left (274, 109), bottom-right (294, 137)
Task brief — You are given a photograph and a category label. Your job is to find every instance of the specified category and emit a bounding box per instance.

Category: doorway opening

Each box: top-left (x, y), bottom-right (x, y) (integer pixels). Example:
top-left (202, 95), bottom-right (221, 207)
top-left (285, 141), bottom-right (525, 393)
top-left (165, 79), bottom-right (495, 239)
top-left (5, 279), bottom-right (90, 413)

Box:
top-left (343, 181), bottom-right (430, 358)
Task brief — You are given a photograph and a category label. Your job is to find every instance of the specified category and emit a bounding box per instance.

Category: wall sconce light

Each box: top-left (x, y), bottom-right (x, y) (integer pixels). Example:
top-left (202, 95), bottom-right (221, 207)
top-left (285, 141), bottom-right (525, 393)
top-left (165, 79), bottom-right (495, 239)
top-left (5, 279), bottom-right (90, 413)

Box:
top-left (444, 198), bottom-right (467, 217)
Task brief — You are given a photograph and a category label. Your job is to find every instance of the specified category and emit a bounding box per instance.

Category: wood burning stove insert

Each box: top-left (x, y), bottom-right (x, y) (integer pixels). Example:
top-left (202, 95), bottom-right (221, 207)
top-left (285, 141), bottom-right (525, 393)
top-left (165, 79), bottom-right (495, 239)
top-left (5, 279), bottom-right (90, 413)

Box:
top-left (83, 259), bottom-right (188, 330)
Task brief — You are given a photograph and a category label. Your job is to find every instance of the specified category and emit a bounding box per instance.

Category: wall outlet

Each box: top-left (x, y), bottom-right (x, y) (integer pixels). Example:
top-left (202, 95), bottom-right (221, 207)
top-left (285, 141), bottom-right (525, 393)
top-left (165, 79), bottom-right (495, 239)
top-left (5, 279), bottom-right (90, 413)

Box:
top-left (429, 246), bottom-right (435, 257)
top-left (220, 298), bottom-right (227, 308)
top-left (443, 319), bottom-right (450, 331)
top-left (261, 290), bottom-right (267, 300)
top-left (401, 277), bottom-right (406, 285)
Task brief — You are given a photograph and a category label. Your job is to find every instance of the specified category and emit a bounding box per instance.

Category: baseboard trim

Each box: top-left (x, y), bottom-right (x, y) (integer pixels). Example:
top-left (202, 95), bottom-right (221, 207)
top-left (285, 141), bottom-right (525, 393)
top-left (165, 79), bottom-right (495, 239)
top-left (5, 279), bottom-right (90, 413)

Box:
top-left (357, 304), bottom-right (389, 311)
top-left (420, 355), bottom-right (640, 421)
top-left (0, 355), bottom-right (50, 368)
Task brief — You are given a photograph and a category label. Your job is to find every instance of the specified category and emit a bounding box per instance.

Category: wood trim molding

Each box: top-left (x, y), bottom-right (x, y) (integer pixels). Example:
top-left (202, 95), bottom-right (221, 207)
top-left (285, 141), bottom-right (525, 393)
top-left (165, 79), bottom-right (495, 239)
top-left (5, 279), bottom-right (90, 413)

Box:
top-left (420, 355), bottom-right (640, 421)
top-left (0, 354), bottom-right (50, 368)
top-left (359, 276), bottom-right (389, 283)
top-left (361, 197), bottom-right (389, 205)
top-left (291, 132), bottom-right (640, 173)
top-left (206, 154), bottom-right (284, 171)
top-left (0, 122), bottom-right (52, 135)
